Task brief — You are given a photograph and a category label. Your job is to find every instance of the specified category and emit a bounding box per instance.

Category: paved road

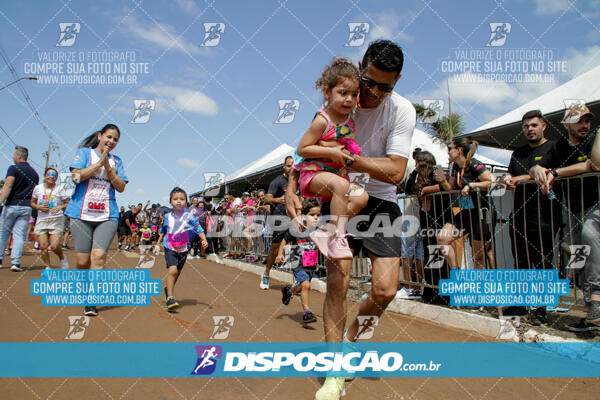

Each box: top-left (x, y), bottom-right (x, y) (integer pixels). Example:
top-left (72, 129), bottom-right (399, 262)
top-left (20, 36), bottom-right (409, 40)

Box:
top-left (0, 244), bottom-right (596, 399)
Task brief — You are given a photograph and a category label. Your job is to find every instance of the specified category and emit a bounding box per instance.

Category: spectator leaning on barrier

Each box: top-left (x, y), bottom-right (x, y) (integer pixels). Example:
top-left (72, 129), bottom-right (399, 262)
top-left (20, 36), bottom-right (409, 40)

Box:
top-left (532, 104), bottom-right (597, 254)
top-left (436, 137), bottom-right (496, 270)
top-left (526, 104), bottom-right (600, 332)
top-left (503, 110), bottom-right (561, 272)
top-left (503, 110), bottom-right (563, 325)
top-left (0, 145), bottom-right (40, 271)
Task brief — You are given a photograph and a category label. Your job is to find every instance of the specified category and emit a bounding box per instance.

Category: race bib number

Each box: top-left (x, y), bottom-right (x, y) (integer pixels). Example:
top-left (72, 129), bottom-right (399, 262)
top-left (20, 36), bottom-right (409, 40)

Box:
top-left (302, 250), bottom-right (318, 267)
top-left (151, 226), bottom-right (158, 231)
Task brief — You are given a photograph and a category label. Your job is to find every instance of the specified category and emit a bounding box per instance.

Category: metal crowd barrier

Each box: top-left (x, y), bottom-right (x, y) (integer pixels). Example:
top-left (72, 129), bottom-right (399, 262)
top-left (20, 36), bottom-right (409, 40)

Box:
top-left (396, 172), bottom-right (600, 308)
top-left (212, 172), bottom-right (599, 310)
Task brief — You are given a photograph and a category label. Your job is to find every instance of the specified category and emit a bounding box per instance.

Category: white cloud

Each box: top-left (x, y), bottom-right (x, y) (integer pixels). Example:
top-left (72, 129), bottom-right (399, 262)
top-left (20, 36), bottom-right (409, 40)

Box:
top-left (175, 0), bottom-right (201, 13)
top-left (563, 45), bottom-right (600, 78)
top-left (140, 84), bottom-right (218, 116)
top-left (176, 158), bottom-right (203, 168)
top-left (120, 15), bottom-right (202, 54)
top-left (135, 188), bottom-right (146, 195)
top-left (413, 72), bottom-right (557, 113)
top-left (532, 0), bottom-right (572, 15)
top-left (343, 10), bottom-right (415, 63)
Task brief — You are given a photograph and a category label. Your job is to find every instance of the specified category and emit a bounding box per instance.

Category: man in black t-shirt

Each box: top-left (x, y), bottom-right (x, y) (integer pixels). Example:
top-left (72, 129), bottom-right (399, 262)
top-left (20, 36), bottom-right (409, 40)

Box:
top-left (0, 146), bottom-right (39, 271)
top-left (121, 205), bottom-right (135, 251)
top-left (504, 110), bottom-right (561, 273)
top-left (259, 156), bottom-right (293, 290)
top-left (117, 206), bottom-right (129, 250)
top-left (528, 105), bottom-right (600, 331)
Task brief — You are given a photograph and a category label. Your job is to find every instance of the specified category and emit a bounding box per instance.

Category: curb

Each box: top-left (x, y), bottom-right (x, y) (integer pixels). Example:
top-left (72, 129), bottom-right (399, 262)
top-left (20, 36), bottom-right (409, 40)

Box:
top-left (217, 257), bottom-right (586, 344)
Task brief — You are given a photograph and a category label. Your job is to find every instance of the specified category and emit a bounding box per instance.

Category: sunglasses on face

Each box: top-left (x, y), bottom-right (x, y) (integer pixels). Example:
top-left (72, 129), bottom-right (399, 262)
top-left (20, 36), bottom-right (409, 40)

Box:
top-left (46, 171), bottom-right (57, 178)
top-left (359, 74), bottom-right (395, 93)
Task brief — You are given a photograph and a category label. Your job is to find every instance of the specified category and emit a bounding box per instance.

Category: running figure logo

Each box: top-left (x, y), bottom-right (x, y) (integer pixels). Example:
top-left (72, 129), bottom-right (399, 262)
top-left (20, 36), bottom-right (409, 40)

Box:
top-left (497, 316), bottom-right (520, 340)
top-left (200, 23), bottom-right (225, 47)
top-left (354, 316), bottom-right (379, 340)
top-left (65, 316), bottom-right (90, 339)
top-left (191, 345), bottom-right (222, 375)
top-left (130, 100), bottom-right (156, 124)
top-left (422, 99), bottom-right (444, 124)
top-left (345, 23), bottom-right (370, 47)
top-left (567, 245), bottom-right (590, 269)
top-left (203, 172), bottom-right (225, 196)
top-left (56, 23), bottom-right (81, 47)
top-left (425, 245), bottom-right (449, 269)
top-left (562, 99), bottom-right (587, 123)
top-left (135, 245), bottom-right (158, 269)
top-left (210, 316), bottom-right (234, 339)
top-left (489, 175), bottom-right (507, 198)
top-left (274, 100), bottom-right (300, 124)
top-left (486, 23), bottom-right (511, 47)
top-left (348, 172), bottom-right (370, 197)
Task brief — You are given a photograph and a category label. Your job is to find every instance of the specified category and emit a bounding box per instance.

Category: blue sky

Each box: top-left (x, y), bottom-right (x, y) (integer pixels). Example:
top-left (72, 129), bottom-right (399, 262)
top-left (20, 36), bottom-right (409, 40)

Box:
top-left (1, 0), bottom-right (599, 206)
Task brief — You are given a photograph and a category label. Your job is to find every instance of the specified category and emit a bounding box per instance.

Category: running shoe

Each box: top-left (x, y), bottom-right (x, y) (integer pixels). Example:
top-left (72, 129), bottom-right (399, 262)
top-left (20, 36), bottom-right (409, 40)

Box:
top-left (124, 246), bottom-right (130, 251)
top-left (166, 298), bottom-right (180, 310)
top-left (84, 306), bottom-right (98, 316)
top-left (314, 377), bottom-right (345, 400)
top-left (61, 245), bottom-right (70, 250)
top-left (327, 234), bottom-right (353, 260)
top-left (259, 273), bottom-right (270, 290)
top-left (10, 265), bottom-right (23, 272)
top-left (118, 243), bottom-right (122, 251)
top-left (586, 301), bottom-right (600, 326)
top-left (281, 286), bottom-right (292, 305)
top-left (309, 228), bottom-right (330, 258)
top-left (302, 311), bottom-right (317, 323)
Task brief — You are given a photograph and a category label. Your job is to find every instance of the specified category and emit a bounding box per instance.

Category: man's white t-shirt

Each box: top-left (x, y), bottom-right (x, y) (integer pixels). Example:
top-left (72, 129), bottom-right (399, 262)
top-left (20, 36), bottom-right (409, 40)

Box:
top-left (354, 91), bottom-right (416, 202)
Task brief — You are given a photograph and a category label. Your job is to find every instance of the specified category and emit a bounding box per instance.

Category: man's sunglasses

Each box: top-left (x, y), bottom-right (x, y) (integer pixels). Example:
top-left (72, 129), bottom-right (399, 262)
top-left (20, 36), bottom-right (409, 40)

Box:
top-left (359, 74), bottom-right (395, 93)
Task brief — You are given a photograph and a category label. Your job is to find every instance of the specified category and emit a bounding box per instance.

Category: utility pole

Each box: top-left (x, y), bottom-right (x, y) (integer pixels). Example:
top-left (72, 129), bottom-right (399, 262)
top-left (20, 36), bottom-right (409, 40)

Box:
top-left (43, 141), bottom-right (58, 169)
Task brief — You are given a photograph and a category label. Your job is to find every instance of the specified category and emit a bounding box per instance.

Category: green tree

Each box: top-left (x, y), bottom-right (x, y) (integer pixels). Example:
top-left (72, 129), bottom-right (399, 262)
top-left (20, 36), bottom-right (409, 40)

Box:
top-left (413, 83), bottom-right (464, 143)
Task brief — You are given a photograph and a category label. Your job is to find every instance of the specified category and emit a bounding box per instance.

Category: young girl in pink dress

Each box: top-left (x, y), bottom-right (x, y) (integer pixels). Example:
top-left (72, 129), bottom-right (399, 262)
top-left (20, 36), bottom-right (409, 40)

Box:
top-left (295, 58), bottom-right (368, 259)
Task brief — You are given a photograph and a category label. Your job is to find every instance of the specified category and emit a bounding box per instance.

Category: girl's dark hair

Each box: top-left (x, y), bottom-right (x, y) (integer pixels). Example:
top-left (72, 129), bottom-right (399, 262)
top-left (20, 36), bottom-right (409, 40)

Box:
top-left (452, 137), bottom-right (478, 167)
top-left (315, 58), bottom-right (359, 90)
top-left (414, 151), bottom-right (436, 196)
top-left (362, 40), bottom-right (404, 76)
top-left (170, 186), bottom-right (188, 202)
top-left (301, 198), bottom-right (321, 215)
top-left (79, 124), bottom-right (121, 148)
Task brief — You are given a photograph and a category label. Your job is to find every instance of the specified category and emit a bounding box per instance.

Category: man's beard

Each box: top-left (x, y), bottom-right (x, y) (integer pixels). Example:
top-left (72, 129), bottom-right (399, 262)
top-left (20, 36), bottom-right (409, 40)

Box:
top-left (527, 135), bottom-right (542, 144)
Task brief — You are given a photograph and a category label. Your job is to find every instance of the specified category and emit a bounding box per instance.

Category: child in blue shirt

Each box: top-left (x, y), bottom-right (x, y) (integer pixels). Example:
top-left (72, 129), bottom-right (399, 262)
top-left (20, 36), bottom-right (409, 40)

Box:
top-left (155, 187), bottom-right (207, 311)
top-left (276, 198), bottom-right (322, 324)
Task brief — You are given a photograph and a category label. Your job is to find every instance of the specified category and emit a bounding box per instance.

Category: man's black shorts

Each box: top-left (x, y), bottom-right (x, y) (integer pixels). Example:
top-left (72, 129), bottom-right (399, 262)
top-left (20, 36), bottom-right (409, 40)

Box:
top-left (164, 248), bottom-right (188, 270)
top-left (268, 215), bottom-right (287, 244)
top-left (322, 196), bottom-right (403, 258)
top-left (118, 225), bottom-right (131, 237)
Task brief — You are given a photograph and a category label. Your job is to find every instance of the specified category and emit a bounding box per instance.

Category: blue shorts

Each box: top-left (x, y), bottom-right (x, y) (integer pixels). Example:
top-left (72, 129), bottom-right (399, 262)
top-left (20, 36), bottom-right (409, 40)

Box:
top-left (401, 234), bottom-right (424, 260)
top-left (293, 268), bottom-right (314, 283)
top-left (164, 248), bottom-right (188, 270)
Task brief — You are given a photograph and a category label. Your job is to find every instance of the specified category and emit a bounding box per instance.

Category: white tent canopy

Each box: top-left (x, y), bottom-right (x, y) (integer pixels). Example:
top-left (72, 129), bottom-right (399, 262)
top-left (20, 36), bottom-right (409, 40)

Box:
top-left (225, 143), bottom-right (294, 183)
top-left (465, 65), bottom-right (600, 150)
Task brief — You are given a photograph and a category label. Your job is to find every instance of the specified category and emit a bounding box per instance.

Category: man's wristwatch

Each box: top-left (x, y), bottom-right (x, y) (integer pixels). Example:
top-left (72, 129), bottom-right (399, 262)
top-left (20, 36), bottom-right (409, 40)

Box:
top-left (549, 169), bottom-right (559, 178)
top-left (345, 152), bottom-right (356, 167)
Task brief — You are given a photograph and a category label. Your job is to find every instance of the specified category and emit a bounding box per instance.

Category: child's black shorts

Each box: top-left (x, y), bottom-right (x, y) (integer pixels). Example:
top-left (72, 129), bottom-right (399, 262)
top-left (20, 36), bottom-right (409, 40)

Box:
top-left (164, 248), bottom-right (188, 270)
